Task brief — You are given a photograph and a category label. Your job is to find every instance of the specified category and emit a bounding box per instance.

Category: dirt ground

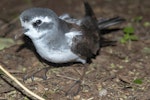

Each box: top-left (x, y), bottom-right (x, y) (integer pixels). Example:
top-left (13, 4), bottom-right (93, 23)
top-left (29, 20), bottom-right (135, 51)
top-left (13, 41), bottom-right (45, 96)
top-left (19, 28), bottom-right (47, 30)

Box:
top-left (0, 0), bottom-right (150, 100)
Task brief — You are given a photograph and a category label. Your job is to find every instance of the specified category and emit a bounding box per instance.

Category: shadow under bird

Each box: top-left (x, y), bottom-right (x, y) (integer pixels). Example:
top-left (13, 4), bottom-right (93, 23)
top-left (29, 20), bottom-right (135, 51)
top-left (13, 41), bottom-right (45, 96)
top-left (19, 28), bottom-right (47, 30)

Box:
top-left (19, 1), bottom-right (125, 65)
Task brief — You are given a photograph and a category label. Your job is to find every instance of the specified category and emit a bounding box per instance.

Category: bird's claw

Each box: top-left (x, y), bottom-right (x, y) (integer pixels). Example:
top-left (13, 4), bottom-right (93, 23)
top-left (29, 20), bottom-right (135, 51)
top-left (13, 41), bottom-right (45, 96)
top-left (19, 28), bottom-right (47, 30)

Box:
top-left (23, 67), bottom-right (50, 81)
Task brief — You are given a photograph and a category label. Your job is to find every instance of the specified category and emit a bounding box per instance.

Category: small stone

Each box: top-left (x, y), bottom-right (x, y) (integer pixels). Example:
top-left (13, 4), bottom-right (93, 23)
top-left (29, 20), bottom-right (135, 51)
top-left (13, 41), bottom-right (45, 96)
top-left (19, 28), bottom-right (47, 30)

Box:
top-left (99, 89), bottom-right (107, 97)
top-left (74, 95), bottom-right (80, 100)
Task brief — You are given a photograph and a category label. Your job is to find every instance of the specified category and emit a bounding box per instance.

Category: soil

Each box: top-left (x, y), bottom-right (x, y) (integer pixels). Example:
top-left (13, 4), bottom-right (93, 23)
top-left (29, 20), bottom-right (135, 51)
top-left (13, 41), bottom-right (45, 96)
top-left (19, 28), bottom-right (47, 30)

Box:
top-left (0, 0), bottom-right (150, 100)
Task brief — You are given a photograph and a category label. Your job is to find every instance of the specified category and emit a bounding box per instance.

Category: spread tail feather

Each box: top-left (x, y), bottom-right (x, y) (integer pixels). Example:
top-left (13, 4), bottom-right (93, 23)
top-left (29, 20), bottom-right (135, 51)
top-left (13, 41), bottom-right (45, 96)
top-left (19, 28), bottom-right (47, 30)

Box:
top-left (98, 17), bottom-right (125, 29)
top-left (84, 1), bottom-right (125, 29)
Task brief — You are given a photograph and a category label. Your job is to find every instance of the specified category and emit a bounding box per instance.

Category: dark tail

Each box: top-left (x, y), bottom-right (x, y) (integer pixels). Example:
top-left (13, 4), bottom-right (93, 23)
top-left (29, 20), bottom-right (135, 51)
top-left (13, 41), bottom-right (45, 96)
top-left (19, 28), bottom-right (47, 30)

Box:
top-left (84, 0), bottom-right (97, 20)
top-left (83, 1), bottom-right (125, 30)
top-left (98, 17), bottom-right (125, 29)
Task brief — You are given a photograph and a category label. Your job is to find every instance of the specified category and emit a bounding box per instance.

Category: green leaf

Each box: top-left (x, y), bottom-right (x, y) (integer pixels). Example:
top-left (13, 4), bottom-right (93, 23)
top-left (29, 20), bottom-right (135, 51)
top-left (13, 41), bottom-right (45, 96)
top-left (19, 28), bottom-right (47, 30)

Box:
top-left (0, 38), bottom-right (15, 50)
top-left (143, 22), bottom-right (150, 27)
top-left (123, 26), bottom-right (135, 34)
top-left (120, 38), bottom-right (127, 43)
top-left (133, 79), bottom-right (143, 84)
top-left (120, 26), bottom-right (138, 43)
top-left (130, 35), bottom-right (138, 41)
top-left (132, 16), bottom-right (143, 22)
top-left (142, 47), bottom-right (150, 54)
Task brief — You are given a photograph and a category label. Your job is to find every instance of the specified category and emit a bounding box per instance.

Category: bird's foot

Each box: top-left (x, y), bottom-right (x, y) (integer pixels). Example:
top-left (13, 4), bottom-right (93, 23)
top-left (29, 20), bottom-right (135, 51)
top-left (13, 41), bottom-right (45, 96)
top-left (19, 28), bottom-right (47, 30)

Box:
top-left (65, 79), bottom-right (82, 96)
top-left (23, 67), bottom-right (50, 81)
top-left (57, 66), bottom-right (87, 96)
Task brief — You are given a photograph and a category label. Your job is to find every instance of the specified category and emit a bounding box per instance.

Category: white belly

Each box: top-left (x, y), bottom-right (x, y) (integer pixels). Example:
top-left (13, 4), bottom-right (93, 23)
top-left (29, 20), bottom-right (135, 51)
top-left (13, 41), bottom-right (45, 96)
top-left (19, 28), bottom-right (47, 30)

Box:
top-left (33, 41), bottom-right (86, 63)
top-left (38, 49), bottom-right (79, 63)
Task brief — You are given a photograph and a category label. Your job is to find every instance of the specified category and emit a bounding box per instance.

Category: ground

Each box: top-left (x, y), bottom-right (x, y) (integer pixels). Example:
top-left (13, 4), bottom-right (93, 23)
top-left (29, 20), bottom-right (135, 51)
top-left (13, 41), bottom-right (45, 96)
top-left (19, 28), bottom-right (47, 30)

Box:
top-left (0, 0), bottom-right (150, 100)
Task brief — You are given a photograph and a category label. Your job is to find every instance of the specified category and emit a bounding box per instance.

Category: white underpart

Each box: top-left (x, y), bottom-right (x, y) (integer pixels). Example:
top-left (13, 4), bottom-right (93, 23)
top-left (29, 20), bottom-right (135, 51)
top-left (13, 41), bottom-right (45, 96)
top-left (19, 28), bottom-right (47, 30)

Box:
top-left (34, 41), bottom-right (86, 63)
top-left (32, 30), bottom-right (86, 64)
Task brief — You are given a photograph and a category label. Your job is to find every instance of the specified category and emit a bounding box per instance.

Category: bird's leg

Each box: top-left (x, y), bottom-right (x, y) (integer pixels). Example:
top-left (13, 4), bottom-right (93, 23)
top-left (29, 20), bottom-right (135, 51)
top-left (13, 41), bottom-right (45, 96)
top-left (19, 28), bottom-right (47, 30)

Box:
top-left (65, 64), bottom-right (88, 96)
top-left (23, 66), bottom-right (50, 81)
top-left (23, 61), bottom-right (51, 81)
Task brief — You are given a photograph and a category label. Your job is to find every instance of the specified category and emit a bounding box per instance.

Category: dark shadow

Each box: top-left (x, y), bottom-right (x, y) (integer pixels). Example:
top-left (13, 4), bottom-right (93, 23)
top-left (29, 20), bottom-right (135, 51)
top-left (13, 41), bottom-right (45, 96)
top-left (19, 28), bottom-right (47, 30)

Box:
top-left (100, 28), bottom-right (123, 35)
top-left (99, 28), bottom-right (123, 47)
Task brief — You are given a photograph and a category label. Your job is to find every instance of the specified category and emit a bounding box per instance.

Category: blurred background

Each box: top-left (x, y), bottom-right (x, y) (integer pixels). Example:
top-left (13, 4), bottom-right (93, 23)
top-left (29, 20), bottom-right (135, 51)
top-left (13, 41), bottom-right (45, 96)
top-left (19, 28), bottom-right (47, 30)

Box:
top-left (0, 0), bottom-right (149, 21)
top-left (0, 0), bottom-right (150, 100)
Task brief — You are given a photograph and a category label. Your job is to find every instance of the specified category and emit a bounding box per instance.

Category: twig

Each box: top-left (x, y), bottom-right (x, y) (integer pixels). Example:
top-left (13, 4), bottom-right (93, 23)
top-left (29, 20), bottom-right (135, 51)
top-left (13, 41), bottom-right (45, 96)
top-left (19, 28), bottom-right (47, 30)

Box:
top-left (0, 64), bottom-right (45, 100)
top-left (56, 74), bottom-right (78, 81)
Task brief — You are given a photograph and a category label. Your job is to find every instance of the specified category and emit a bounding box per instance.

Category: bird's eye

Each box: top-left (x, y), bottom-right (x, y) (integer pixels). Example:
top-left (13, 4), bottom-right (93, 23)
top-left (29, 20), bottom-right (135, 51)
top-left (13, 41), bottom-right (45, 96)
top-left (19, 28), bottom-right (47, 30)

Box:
top-left (32, 20), bottom-right (42, 27)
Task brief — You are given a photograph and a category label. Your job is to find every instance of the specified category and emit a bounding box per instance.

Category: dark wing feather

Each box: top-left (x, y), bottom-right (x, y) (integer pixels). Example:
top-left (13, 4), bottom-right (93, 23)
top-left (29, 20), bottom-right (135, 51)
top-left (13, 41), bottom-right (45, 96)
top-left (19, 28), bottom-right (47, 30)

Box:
top-left (71, 1), bottom-right (100, 61)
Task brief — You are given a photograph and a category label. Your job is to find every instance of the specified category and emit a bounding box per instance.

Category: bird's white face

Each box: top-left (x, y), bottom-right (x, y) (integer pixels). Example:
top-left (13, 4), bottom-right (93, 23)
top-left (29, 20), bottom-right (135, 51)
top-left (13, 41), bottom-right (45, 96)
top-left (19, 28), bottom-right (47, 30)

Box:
top-left (20, 16), bottom-right (54, 40)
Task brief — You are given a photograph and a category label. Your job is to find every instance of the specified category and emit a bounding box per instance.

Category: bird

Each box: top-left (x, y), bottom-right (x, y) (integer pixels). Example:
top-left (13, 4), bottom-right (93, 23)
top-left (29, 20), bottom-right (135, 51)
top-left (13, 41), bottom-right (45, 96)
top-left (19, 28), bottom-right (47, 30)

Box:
top-left (19, 0), bottom-right (125, 95)
top-left (19, 1), bottom-right (124, 65)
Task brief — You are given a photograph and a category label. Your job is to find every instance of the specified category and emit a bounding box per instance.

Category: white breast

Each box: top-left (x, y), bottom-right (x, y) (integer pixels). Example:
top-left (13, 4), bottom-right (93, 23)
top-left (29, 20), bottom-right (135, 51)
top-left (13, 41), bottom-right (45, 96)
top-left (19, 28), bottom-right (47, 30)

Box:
top-left (33, 39), bottom-right (86, 64)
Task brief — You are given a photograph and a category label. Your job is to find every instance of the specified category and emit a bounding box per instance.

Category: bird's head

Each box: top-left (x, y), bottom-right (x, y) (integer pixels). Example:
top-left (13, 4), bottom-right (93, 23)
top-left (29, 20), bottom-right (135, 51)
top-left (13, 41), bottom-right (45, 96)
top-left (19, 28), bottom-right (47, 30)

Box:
top-left (19, 8), bottom-right (59, 40)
